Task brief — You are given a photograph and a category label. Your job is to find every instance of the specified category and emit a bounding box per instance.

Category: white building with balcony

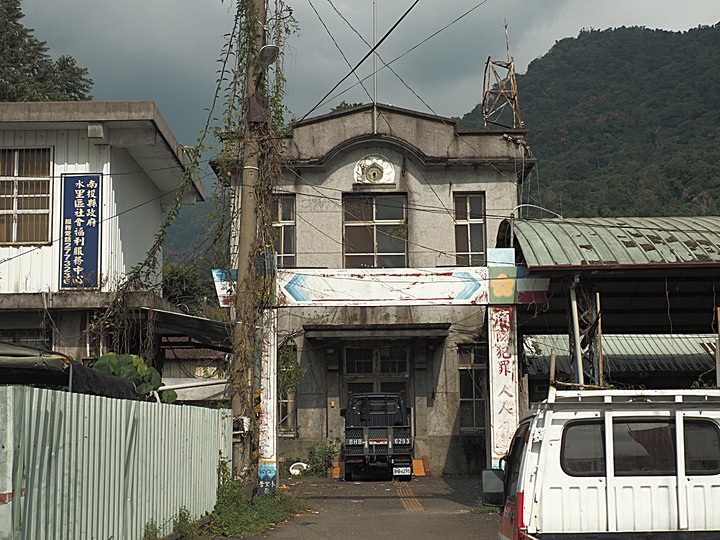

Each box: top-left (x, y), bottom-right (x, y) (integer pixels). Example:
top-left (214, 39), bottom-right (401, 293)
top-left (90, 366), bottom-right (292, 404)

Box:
top-left (0, 101), bottom-right (215, 364)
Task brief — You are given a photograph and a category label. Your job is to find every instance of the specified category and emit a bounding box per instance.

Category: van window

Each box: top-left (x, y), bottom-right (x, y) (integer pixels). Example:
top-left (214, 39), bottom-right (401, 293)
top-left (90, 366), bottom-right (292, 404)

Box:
top-left (685, 419), bottom-right (720, 475)
top-left (562, 418), bottom-right (720, 477)
top-left (614, 420), bottom-right (676, 476)
top-left (561, 422), bottom-right (605, 476)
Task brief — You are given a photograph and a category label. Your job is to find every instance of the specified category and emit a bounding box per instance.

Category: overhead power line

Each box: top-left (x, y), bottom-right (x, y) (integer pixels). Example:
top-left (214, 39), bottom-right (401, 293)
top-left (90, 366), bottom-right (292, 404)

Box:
top-left (307, 0), bottom-right (493, 113)
top-left (307, 0), bottom-right (373, 102)
top-left (324, 0), bottom-right (439, 116)
top-left (298, 0), bottom-right (420, 122)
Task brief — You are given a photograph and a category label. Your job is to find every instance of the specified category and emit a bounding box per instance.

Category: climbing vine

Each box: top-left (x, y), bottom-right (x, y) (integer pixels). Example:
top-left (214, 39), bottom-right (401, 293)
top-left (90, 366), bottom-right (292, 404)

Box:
top-left (88, 1), bottom-right (296, 372)
top-left (277, 331), bottom-right (305, 395)
top-left (87, 146), bottom-right (202, 363)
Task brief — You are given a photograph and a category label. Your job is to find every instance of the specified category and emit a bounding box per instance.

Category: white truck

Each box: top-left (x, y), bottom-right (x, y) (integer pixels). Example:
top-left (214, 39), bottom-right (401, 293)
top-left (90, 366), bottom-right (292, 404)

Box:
top-left (482, 389), bottom-right (720, 539)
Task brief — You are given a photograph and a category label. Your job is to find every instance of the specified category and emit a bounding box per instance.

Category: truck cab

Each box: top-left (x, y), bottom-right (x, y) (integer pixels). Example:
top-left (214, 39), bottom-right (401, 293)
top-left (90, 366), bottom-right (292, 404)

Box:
top-left (341, 393), bottom-right (413, 481)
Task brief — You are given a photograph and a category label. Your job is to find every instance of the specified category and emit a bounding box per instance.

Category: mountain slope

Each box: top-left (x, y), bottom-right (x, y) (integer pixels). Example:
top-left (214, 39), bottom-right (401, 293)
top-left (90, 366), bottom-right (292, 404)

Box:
top-left (460, 25), bottom-right (720, 217)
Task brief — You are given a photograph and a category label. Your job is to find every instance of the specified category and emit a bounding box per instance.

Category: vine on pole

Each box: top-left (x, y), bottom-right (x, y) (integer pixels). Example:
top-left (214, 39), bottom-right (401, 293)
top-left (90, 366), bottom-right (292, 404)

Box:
top-left (212, 0), bottom-right (297, 484)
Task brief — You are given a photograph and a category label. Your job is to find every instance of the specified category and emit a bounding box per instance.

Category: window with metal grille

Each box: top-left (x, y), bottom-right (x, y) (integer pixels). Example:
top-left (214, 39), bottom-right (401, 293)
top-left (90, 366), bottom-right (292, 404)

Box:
top-left (345, 347), bottom-right (374, 374)
top-left (0, 148), bottom-right (52, 245)
top-left (0, 328), bottom-right (52, 350)
top-left (278, 393), bottom-right (297, 436)
top-left (454, 193), bottom-right (486, 266)
top-left (343, 194), bottom-right (406, 268)
top-left (345, 345), bottom-right (408, 375)
top-left (271, 194), bottom-right (295, 268)
top-left (380, 381), bottom-right (407, 397)
top-left (458, 342), bottom-right (488, 430)
top-left (348, 382), bottom-right (374, 395)
top-left (379, 346), bottom-right (408, 374)
top-left (277, 339), bottom-right (299, 436)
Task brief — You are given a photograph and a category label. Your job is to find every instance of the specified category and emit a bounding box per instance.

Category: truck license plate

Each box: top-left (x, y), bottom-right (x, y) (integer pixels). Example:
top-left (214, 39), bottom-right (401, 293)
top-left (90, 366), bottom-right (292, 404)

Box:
top-left (393, 466), bottom-right (411, 476)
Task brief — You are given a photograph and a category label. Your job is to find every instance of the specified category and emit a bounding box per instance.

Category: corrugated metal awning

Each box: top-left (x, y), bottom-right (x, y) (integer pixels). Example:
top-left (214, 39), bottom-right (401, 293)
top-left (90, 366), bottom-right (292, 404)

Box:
top-left (526, 334), bottom-right (716, 375)
top-left (140, 308), bottom-right (231, 347)
top-left (512, 216), bottom-right (720, 269)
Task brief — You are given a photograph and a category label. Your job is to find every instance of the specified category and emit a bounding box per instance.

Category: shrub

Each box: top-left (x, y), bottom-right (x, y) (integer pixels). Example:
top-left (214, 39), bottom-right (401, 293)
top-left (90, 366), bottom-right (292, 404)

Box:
top-left (204, 471), bottom-right (306, 537)
top-left (93, 352), bottom-right (177, 403)
top-left (305, 439), bottom-right (338, 477)
top-left (172, 507), bottom-right (199, 539)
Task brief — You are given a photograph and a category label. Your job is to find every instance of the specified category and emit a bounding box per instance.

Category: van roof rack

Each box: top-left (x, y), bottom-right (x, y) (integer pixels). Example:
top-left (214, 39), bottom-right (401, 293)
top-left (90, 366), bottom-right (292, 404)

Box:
top-left (545, 388), bottom-right (720, 408)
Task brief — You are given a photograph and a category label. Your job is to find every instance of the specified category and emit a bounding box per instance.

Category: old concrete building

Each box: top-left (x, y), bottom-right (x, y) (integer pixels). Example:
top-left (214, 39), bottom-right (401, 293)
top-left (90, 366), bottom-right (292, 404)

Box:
top-left (0, 101), bottom-right (210, 362)
top-left (275, 104), bottom-right (534, 473)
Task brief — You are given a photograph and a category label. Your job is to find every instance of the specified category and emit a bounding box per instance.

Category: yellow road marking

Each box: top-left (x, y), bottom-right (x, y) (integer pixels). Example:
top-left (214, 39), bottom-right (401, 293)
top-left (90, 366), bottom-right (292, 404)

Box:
top-left (397, 484), bottom-right (424, 512)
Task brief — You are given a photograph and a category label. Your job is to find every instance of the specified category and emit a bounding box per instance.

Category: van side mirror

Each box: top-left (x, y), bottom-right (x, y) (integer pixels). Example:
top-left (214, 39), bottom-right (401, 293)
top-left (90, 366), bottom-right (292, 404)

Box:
top-left (481, 468), bottom-right (505, 507)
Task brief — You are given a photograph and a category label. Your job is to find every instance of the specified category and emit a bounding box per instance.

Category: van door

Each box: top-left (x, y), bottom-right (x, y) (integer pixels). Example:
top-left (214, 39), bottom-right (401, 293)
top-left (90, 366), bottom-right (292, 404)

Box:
top-left (609, 418), bottom-right (679, 532)
top-left (682, 418), bottom-right (720, 530)
top-left (498, 420), bottom-right (530, 540)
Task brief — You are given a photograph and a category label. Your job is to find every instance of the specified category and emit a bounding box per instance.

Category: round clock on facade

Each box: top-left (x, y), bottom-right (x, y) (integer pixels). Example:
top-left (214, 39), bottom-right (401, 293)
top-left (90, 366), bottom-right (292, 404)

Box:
top-left (353, 155), bottom-right (395, 184)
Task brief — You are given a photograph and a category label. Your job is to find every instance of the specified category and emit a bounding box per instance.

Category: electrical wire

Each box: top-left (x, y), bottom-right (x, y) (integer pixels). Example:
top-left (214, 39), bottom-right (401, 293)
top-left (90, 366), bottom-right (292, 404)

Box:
top-left (298, 0), bottom-right (421, 122)
top-left (307, 0), bottom-right (373, 103)
top-left (300, 0), bottom-right (492, 118)
top-left (324, 0), bottom-right (440, 116)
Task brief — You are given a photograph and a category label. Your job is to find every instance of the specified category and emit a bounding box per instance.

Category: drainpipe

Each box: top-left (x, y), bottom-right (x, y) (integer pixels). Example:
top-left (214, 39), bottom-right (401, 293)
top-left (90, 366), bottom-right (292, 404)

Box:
top-left (569, 276), bottom-right (584, 386)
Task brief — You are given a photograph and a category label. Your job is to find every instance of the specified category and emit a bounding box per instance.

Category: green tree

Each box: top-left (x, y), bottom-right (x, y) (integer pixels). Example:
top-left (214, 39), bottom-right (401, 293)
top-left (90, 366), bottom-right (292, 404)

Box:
top-left (162, 261), bottom-right (217, 315)
top-left (0, 0), bottom-right (92, 101)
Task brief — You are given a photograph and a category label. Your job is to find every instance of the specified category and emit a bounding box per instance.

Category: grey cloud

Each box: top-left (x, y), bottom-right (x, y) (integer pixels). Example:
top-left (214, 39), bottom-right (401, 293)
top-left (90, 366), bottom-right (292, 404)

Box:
top-left (18, 0), bottom-right (720, 144)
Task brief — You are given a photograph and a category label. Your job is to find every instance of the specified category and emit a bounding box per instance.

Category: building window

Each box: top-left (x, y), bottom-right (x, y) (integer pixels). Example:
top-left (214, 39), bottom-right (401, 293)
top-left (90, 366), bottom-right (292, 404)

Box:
top-left (458, 342), bottom-right (488, 431)
top-left (344, 345), bottom-right (409, 401)
top-left (0, 148), bottom-right (52, 245)
top-left (278, 339), bottom-right (300, 437)
top-left (345, 347), bottom-right (374, 374)
top-left (0, 328), bottom-right (52, 350)
top-left (345, 345), bottom-right (408, 375)
top-left (271, 194), bottom-right (295, 268)
top-left (454, 193), bottom-right (486, 266)
top-left (343, 194), bottom-right (406, 268)
top-left (379, 346), bottom-right (408, 375)
top-left (278, 393), bottom-right (297, 437)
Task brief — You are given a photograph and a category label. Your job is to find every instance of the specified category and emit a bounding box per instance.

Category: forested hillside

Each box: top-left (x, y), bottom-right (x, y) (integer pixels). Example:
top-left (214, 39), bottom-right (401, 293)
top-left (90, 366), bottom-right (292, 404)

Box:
top-left (459, 24), bottom-right (720, 217)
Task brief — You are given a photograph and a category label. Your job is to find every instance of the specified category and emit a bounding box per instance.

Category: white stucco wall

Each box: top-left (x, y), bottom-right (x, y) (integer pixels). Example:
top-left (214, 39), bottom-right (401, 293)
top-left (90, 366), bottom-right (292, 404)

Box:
top-left (0, 130), bottom-right (161, 294)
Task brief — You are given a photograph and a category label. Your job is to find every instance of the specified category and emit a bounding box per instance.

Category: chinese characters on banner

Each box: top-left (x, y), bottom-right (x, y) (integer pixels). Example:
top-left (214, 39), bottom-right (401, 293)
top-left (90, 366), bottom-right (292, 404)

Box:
top-left (60, 174), bottom-right (101, 289)
top-left (488, 306), bottom-right (518, 467)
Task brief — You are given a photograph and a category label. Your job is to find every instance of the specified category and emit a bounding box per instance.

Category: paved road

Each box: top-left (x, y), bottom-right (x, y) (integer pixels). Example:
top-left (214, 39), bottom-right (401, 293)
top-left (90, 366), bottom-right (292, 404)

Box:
top-left (247, 475), bottom-right (499, 539)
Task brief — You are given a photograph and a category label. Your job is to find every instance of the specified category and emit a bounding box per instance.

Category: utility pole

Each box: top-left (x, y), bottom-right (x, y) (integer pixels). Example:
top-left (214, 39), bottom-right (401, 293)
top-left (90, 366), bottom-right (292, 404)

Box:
top-left (231, 0), bottom-right (267, 488)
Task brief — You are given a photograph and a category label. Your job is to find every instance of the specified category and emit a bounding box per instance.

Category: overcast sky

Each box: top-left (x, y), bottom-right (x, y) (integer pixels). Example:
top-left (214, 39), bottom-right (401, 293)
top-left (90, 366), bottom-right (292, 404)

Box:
top-left (20, 0), bottom-right (720, 148)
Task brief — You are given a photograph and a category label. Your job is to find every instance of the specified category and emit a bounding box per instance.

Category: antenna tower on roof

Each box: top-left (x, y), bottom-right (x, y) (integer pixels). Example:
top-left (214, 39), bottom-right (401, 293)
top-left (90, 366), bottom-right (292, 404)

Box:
top-left (481, 22), bottom-right (523, 129)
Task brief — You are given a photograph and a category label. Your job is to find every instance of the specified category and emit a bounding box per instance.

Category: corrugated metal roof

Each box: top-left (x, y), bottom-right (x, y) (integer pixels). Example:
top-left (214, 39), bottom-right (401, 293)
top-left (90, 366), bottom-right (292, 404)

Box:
top-left (513, 216), bottom-right (720, 268)
top-left (526, 334), bottom-right (716, 375)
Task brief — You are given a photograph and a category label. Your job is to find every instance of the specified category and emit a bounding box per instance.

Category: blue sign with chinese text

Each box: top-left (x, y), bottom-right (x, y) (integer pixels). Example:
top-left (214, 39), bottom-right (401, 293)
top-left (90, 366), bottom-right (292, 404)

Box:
top-left (60, 174), bottom-right (101, 289)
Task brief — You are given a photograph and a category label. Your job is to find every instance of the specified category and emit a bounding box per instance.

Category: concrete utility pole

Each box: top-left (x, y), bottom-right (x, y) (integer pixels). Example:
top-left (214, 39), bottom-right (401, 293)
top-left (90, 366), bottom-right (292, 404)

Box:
top-left (231, 0), bottom-right (267, 485)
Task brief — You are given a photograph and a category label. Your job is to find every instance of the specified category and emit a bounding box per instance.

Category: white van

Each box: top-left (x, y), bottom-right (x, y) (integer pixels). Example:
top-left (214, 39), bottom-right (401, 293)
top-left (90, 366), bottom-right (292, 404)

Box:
top-left (482, 389), bottom-right (720, 539)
